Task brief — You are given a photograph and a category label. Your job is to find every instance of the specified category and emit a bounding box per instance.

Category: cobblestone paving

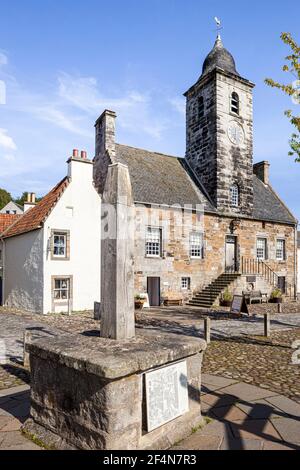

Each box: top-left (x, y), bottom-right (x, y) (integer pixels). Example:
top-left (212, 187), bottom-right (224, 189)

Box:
top-left (202, 329), bottom-right (300, 405)
top-left (1, 306), bottom-right (300, 402)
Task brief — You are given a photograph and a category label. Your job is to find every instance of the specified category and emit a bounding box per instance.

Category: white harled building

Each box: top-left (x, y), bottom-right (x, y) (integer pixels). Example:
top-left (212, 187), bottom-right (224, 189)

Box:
top-left (0, 150), bottom-right (101, 314)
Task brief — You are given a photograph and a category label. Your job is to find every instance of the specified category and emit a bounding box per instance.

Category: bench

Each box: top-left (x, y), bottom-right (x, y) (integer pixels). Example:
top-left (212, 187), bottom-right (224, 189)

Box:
top-left (243, 290), bottom-right (268, 304)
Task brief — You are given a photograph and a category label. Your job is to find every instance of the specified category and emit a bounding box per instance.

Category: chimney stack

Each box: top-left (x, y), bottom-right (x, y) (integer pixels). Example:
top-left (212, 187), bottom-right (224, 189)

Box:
top-left (95, 110), bottom-right (116, 158)
top-left (253, 161), bottom-right (270, 185)
top-left (24, 192), bottom-right (37, 212)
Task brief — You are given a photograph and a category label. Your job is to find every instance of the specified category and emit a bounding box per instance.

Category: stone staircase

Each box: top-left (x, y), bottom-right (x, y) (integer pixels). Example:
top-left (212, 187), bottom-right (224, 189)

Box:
top-left (187, 273), bottom-right (241, 308)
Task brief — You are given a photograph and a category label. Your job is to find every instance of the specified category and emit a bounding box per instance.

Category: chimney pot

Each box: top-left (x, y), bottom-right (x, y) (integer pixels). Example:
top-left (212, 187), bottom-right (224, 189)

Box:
top-left (253, 161), bottom-right (270, 185)
top-left (81, 150), bottom-right (87, 159)
top-left (73, 149), bottom-right (79, 158)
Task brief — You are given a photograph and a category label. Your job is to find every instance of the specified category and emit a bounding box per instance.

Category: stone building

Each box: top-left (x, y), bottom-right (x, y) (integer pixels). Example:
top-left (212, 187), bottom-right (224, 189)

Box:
top-left (94, 35), bottom-right (298, 307)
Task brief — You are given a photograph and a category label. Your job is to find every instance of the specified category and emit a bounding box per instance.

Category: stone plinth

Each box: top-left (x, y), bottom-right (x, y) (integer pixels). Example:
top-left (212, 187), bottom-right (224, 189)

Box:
top-left (23, 330), bottom-right (206, 450)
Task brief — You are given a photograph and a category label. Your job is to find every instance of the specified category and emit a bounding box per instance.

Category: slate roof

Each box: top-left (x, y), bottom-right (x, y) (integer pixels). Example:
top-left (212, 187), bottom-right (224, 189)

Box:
top-left (115, 144), bottom-right (215, 211)
top-left (2, 177), bottom-right (70, 239)
top-left (253, 176), bottom-right (296, 225)
top-left (115, 144), bottom-right (296, 225)
top-left (0, 214), bottom-right (21, 235)
top-left (202, 36), bottom-right (239, 77)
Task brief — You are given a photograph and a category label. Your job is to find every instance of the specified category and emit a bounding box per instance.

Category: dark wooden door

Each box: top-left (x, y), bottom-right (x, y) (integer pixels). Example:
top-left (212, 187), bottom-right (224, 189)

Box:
top-left (147, 277), bottom-right (161, 307)
top-left (278, 277), bottom-right (286, 294)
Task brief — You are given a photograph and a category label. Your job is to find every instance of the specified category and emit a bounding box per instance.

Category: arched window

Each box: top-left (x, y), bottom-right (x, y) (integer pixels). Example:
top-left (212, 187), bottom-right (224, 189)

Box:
top-left (230, 184), bottom-right (239, 207)
top-left (198, 96), bottom-right (204, 119)
top-left (231, 92), bottom-right (239, 115)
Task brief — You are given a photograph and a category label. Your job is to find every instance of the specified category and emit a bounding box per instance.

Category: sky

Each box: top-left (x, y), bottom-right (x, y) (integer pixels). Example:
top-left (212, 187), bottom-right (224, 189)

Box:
top-left (0, 0), bottom-right (299, 221)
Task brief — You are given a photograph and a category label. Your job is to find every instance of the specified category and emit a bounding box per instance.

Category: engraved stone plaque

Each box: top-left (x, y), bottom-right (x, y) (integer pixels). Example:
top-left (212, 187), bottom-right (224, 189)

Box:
top-left (145, 361), bottom-right (189, 432)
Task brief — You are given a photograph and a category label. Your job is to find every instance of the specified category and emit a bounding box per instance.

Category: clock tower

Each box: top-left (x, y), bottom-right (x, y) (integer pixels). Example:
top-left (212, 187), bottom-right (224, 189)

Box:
top-left (185, 35), bottom-right (255, 216)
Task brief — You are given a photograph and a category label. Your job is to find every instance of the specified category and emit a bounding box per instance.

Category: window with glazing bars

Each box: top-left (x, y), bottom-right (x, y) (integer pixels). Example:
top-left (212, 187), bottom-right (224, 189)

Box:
top-left (276, 239), bottom-right (286, 260)
top-left (146, 227), bottom-right (162, 257)
top-left (230, 184), bottom-right (239, 207)
top-left (257, 238), bottom-right (267, 260)
top-left (53, 279), bottom-right (70, 300)
top-left (190, 232), bottom-right (204, 258)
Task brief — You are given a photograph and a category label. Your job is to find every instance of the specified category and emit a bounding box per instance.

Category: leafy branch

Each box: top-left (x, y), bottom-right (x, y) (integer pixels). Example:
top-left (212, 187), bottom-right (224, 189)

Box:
top-left (265, 32), bottom-right (300, 162)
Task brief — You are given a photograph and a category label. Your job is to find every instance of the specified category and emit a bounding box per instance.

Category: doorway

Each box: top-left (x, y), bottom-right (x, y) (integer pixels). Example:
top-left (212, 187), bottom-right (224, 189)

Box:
top-left (277, 276), bottom-right (286, 295)
top-left (225, 236), bottom-right (237, 273)
top-left (147, 277), bottom-right (161, 307)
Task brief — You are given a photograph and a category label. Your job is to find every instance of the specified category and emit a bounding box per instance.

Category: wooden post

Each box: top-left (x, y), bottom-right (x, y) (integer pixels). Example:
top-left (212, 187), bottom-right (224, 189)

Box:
top-left (100, 163), bottom-right (135, 340)
top-left (204, 317), bottom-right (211, 345)
top-left (23, 330), bottom-right (32, 368)
top-left (264, 313), bottom-right (271, 338)
top-left (277, 303), bottom-right (282, 314)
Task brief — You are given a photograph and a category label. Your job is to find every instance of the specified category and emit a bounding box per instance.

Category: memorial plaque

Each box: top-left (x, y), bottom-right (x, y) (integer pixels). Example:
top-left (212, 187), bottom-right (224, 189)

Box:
top-left (145, 361), bottom-right (189, 432)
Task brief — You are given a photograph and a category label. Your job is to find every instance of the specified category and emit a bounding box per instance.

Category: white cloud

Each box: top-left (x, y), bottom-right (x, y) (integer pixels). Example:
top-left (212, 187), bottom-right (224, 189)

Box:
top-left (169, 97), bottom-right (185, 116)
top-left (0, 52), bottom-right (8, 67)
top-left (3, 154), bottom-right (15, 162)
top-left (0, 128), bottom-right (17, 151)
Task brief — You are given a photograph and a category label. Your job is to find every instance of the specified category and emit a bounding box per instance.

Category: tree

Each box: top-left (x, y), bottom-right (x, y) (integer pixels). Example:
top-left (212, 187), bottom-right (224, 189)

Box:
top-left (0, 188), bottom-right (12, 210)
top-left (14, 192), bottom-right (43, 207)
top-left (14, 192), bottom-right (30, 207)
top-left (265, 33), bottom-right (300, 162)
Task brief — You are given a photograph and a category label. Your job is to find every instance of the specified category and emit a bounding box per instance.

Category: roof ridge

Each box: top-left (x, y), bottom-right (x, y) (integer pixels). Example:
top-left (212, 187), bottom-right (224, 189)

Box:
top-left (116, 143), bottom-right (182, 160)
top-left (2, 176), bottom-right (70, 239)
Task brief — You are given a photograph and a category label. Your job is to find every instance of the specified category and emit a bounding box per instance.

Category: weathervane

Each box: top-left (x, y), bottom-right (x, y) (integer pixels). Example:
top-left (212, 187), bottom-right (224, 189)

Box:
top-left (214, 17), bottom-right (223, 36)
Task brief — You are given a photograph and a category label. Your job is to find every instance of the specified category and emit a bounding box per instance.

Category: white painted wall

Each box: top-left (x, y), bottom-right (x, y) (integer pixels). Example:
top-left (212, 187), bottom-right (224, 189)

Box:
top-left (4, 230), bottom-right (44, 312)
top-left (0, 201), bottom-right (23, 214)
top-left (43, 158), bottom-right (101, 314)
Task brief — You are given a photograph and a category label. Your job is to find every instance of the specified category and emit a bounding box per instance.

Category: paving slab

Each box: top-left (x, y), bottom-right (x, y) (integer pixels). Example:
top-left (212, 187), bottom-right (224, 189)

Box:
top-left (201, 393), bottom-right (240, 408)
top-left (262, 440), bottom-right (295, 451)
top-left (235, 399), bottom-right (284, 421)
top-left (220, 383), bottom-right (279, 402)
top-left (0, 418), bottom-right (22, 432)
top-left (265, 395), bottom-right (300, 418)
top-left (221, 437), bottom-right (263, 451)
top-left (0, 430), bottom-right (32, 449)
top-left (172, 434), bottom-right (223, 450)
top-left (210, 404), bottom-right (248, 422)
top-left (0, 385), bottom-right (30, 397)
top-left (271, 417), bottom-right (300, 446)
top-left (202, 374), bottom-right (238, 389)
top-left (230, 419), bottom-right (282, 442)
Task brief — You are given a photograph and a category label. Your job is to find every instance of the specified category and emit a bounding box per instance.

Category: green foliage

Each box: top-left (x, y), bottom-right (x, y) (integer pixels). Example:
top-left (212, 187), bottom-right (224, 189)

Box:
top-left (14, 192), bottom-right (42, 206)
top-left (270, 288), bottom-right (283, 299)
top-left (222, 288), bottom-right (233, 302)
top-left (0, 188), bottom-right (12, 210)
top-left (265, 33), bottom-right (300, 162)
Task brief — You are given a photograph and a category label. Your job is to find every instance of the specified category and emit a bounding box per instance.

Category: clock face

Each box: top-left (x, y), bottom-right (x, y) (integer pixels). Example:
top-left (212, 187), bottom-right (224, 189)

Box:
top-left (228, 122), bottom-right (244, 146)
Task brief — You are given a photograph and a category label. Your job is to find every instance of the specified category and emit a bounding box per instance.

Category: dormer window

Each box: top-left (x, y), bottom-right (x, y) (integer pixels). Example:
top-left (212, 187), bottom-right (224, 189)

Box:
top-left (231, 92), bottom-right (239, 115)
top-left (230, 184), bottom-right (239, 207)
top-left (198, 97), bottom-right (205, 119)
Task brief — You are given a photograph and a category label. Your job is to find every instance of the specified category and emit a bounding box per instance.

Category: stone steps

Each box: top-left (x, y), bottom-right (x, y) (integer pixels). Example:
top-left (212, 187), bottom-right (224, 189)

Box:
top-left (187, 273), bottom-right (240, 308)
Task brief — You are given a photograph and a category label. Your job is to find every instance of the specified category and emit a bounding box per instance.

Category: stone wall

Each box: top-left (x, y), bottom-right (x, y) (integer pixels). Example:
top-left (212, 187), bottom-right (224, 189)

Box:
top-left (134, 206), bottom-right (296, 300)
top-left (185, 69), bottom-right (254, 216)
top-left (24, 331), bottom-right (206, 450)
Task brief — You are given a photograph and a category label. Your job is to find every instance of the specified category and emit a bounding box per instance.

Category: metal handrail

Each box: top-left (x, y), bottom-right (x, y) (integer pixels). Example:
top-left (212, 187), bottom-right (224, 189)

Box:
top-left (240, 256), bottom-right (279, 288)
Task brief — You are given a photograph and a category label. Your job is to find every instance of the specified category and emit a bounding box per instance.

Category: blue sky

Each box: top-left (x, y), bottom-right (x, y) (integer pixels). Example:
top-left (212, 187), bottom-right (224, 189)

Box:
top-left (0, 0), bottom-right (299, 221)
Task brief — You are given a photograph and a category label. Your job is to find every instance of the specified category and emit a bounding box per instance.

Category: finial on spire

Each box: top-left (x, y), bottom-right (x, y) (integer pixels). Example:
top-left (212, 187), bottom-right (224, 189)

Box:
top-left (214, 17), bottom-right (223, 39)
